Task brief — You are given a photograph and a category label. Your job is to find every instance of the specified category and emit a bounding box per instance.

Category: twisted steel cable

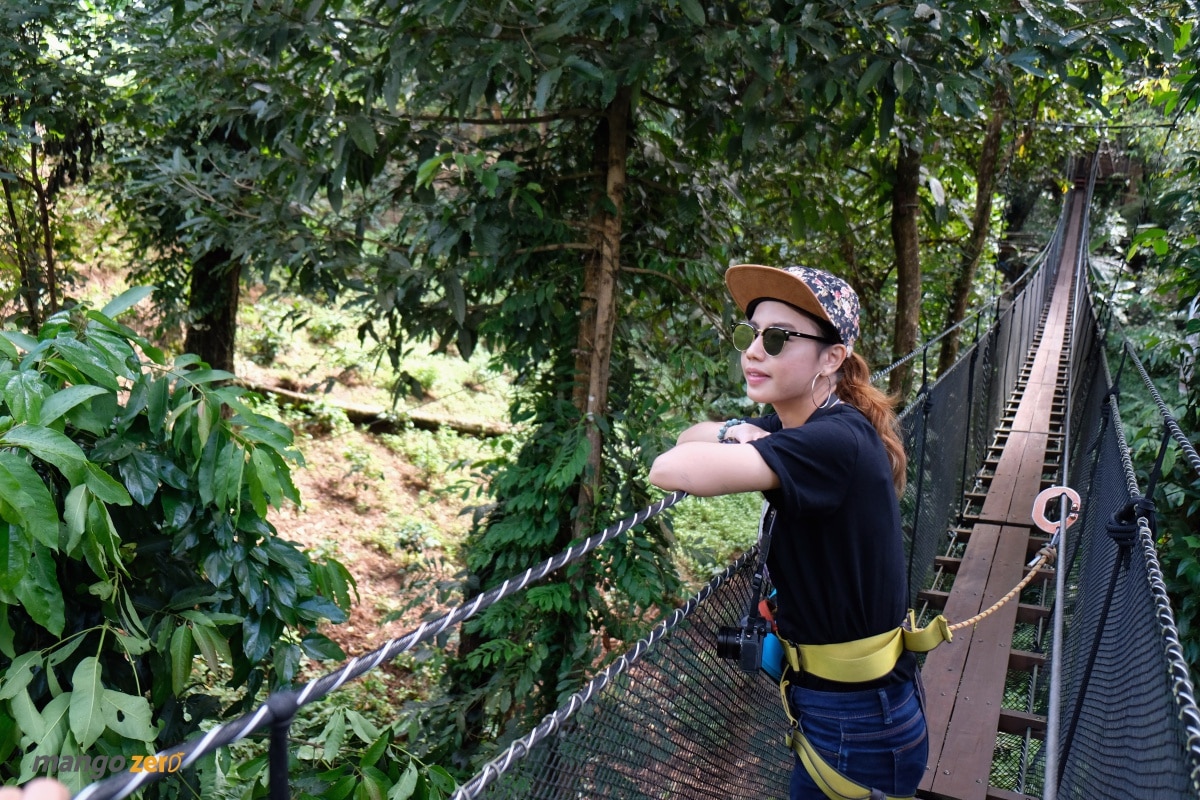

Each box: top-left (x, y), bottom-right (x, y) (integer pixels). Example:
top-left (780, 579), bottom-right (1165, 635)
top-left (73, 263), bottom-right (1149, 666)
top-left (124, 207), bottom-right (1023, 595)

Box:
top-left (1123, 340), bottom-right (1200, 477)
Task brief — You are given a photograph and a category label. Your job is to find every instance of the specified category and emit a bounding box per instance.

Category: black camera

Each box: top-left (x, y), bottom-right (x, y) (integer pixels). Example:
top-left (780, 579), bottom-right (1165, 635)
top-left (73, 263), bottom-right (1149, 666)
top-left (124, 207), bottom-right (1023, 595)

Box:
top-left (716, 615), bottom-right (770, 674)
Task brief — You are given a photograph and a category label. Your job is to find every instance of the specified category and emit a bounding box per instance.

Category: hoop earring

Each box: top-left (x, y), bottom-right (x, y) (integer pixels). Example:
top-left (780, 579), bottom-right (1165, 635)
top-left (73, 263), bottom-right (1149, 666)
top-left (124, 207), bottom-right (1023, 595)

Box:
top-left (810, 372), bottom-right (838, 410)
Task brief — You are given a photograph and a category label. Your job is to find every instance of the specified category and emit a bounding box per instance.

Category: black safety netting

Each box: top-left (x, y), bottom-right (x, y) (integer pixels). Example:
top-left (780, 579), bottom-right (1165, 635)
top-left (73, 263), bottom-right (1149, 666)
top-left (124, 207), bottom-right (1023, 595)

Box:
top-left (454, 553), bottom-right (793, 800)
top-left (1047, 345), bottom-right (1198, 798)
top-left (1039, 161), bottom-right (1200, 799)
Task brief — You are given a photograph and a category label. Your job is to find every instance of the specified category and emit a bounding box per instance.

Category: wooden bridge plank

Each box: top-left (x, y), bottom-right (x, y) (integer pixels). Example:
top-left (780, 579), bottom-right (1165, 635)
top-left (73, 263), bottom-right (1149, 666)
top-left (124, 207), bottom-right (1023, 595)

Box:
top-left (977, 432), bottom-right (1050, 527)
top-left (919, 523), bottom-right (1004, 794)
top-left (928, 523), bottom-right (1031, 800)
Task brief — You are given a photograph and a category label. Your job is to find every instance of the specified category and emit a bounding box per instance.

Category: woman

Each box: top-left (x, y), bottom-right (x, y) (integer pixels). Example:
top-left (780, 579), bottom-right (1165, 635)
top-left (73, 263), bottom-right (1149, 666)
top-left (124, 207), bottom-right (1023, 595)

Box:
top-left (648, 264), bottom-right (926, 800)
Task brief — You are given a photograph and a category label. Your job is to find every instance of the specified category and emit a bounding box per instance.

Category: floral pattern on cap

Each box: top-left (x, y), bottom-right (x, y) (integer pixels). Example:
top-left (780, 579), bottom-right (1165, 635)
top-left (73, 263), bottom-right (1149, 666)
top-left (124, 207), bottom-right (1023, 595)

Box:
top-left (784, 265), bottom-right (859, 352)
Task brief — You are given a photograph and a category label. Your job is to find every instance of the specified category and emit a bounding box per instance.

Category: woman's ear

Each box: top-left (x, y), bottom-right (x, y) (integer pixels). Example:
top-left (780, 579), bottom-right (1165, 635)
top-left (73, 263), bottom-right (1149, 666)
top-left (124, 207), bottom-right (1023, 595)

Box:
top-left (823, 343), bottom-right (848, 373)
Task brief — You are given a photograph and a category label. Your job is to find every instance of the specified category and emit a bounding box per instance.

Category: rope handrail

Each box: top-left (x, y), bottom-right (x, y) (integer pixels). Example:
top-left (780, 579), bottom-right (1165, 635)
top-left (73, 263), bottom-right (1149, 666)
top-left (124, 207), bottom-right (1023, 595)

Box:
top-left (73, 491), bottom-right (689, 800)
top-left (944, 486), bottom-right (1078, 634)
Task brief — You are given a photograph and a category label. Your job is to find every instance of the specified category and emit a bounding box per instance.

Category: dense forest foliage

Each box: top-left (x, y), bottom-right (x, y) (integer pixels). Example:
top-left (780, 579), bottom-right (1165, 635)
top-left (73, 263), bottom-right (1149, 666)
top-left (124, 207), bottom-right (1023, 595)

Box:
top-left (1, 0), bottom-right (1198, 797)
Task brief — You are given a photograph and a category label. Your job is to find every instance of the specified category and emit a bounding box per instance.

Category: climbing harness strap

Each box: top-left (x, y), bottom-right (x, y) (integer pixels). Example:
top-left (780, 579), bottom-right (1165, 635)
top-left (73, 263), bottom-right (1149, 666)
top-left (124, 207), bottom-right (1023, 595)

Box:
top-left (777, 612), bottom-right (953, 684)
top-left (777, 680), bottom-right (912, 800)
top-left (786, 727), bottom-right (911, 800)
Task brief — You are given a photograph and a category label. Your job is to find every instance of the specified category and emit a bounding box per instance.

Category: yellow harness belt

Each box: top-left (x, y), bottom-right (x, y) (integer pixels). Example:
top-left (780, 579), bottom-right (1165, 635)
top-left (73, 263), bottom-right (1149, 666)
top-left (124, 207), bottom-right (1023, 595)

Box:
top-left (777, 611), bottom-right (953, 683)
top-left (777, 612), bottom-right (953, 800)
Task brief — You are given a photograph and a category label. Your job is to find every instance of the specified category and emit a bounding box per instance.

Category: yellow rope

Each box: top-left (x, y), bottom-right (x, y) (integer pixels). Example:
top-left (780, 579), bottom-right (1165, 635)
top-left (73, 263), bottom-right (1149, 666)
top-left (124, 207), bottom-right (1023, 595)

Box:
top-left (946, 545), bottom-right (1056, 633)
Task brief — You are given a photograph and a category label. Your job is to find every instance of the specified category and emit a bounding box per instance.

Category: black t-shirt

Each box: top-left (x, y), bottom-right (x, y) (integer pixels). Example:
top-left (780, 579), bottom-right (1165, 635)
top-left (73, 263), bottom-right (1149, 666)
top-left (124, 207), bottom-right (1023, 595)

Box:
top-left (747, 403), bottom-right (916, 690)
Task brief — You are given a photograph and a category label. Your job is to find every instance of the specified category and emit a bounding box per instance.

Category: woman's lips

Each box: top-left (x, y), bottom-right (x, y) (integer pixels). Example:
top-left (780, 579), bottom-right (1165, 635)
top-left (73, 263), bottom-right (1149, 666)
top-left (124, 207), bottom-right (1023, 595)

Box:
top-left (744, 368), bottom-right (769, 387)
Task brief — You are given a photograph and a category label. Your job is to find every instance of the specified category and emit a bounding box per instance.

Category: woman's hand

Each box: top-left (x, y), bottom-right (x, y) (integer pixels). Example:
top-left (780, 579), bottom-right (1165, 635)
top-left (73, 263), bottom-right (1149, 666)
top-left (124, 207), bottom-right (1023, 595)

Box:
top-left (719, 422), bottom-right (769, 444)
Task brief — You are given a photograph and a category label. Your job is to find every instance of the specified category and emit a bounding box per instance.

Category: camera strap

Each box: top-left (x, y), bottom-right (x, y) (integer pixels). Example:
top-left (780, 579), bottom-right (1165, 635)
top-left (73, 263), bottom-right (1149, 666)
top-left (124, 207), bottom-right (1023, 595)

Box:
top-left (746, 501), bottom-right (777, 621)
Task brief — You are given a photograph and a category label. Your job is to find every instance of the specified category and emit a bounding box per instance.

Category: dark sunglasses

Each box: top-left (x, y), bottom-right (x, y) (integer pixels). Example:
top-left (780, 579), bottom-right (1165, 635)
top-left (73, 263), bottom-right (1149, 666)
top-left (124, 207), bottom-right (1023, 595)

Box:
top-left (731, 321), bottom-right (836, 356)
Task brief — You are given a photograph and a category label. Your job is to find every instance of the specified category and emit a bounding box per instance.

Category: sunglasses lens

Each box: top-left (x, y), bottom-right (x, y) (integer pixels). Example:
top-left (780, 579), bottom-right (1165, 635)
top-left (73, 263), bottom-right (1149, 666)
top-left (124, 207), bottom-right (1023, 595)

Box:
top-left (732, 323), bottom-right (755, 351)
top-left (761, 329), bottom-right (787, 356)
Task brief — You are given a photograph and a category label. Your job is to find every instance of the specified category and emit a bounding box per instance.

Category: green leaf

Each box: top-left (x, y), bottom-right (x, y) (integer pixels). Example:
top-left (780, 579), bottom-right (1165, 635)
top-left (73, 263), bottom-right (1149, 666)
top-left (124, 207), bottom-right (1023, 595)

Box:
top-left (346, 115), bottom-right (377, 156)
top-left (858, 58), bottom-right (891, 96)
top-left (14, 541), bottom-right (65, 635)
top-left (100, 286), bottom-right (155, 318)
top-left (51, 337), bottom-right (121, 390)
top-left (69, 657), bottom-right (106, 750)
top-left (346, 709), bottom-right (381, 744)
top-left (0, 331), bottom-right (37, 355)
top-left (0, 523), bottom-right (31, 592)
top-left (197, 430), bottom-right (220, 506)
top-left (242, 613), bottom-right (280, 662)
top-left (0, 608), bottom-right (13, 657)
top-left (358, 766), bottom-right (388, 800)
top-left (534, 66), bottom-right (562, 112)
top-left (299, 632), bottom-right (346, 661)
top-left (190, 620), bottom-right (233, 672)
top-left (170, 625), bottom-right (194, 696)
top-left (1, 424), bottom-right (87, 477)
top-left (320, 709), bottom-right (346, 763)
top-left (82, 497), bottom-right (123, 576)
top-left (391, 762), bottom-right (418, 800)
top-left (85, 462), bottom-right (133, 506)
top-left (1, 372), bottom-right (48, 424)
top-left (147, 375), bottom-right (169, 437)
top-left (0, 652), bottom-right (41, 701)
top-left (118, 450), bottom-right (163, 506)
top-left (893, 61), bottom-right (914, 94)
top-left (100, 688), bottom-right (155, 742)
top-left (178, 368), bottom-right (237, 386)
top-left (37, 385), bottom-right (109, 427)
top-left (678, 0), bottom-right (705, 25)
top-left (360, 732), bottom-right (389, 769)
top-left (416, 153), bottom-right (451, 188)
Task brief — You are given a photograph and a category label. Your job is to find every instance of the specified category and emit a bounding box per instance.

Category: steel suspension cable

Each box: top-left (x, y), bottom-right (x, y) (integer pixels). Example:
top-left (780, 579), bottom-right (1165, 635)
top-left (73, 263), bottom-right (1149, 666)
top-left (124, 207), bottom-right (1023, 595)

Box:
top-left (1123, 341), bottom-right (1200, 477)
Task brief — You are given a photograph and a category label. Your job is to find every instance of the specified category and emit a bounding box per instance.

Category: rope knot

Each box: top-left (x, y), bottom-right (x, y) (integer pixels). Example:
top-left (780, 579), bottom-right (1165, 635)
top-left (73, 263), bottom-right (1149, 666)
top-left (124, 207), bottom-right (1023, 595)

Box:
top-left (1107, 494), bottom-right (1152, 569)
top-left (1107, 495), bottom-right (1151, 547)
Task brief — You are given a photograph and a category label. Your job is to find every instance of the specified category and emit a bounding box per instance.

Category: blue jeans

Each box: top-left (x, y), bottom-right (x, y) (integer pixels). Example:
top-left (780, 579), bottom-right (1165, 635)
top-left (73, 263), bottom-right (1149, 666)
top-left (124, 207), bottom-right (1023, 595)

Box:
top-left (786, 679), bottom-right (928, 799)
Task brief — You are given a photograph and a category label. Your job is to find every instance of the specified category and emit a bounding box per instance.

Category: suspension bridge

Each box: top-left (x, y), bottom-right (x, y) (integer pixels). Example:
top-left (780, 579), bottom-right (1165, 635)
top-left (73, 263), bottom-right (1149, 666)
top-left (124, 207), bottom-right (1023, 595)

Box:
top-left (72, 152), bottom-right (1200, 800)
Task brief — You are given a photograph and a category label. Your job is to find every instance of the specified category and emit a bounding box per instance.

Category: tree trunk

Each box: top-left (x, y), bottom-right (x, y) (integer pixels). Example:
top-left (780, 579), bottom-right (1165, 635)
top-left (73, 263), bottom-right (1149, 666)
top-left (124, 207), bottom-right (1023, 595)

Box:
top-left (184, 248), bottom-right (240, 373)
top-left (937, 85), bottom-right (1008, 375)
top-left (570, 87), bottom-right (630, 541)
top-left (888, 139), bottom-right (923, 401)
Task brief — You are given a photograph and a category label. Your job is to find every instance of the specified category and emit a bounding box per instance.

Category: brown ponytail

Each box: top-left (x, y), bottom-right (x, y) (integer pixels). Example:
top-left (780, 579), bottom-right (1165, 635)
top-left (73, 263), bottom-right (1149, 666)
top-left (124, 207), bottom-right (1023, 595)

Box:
top-left (836, 351), bottom-right (907, 496)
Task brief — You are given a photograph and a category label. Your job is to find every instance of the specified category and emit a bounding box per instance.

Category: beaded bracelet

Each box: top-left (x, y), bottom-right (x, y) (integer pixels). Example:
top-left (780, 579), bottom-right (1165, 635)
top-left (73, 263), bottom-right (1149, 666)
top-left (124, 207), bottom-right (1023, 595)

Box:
top-left (717, 418), bottom-right (745, 443)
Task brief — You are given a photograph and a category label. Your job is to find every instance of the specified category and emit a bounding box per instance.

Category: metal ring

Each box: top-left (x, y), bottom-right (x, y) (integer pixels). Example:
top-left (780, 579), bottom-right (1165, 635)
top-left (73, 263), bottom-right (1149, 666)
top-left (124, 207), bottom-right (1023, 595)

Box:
top-left (1031, 486), bottom-right (1082, 534)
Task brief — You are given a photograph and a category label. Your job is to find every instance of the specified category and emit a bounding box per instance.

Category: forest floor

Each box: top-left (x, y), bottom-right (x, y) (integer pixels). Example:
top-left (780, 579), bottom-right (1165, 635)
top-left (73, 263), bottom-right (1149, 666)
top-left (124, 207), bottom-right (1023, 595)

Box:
top-left (233, 299), bottom-right (512, 678)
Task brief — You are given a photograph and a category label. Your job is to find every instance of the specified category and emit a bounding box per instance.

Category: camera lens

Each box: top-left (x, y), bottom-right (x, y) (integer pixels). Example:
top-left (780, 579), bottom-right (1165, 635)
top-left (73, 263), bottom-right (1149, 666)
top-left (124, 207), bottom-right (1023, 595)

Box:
top-left (715, 626), bottom-right (742, 660)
